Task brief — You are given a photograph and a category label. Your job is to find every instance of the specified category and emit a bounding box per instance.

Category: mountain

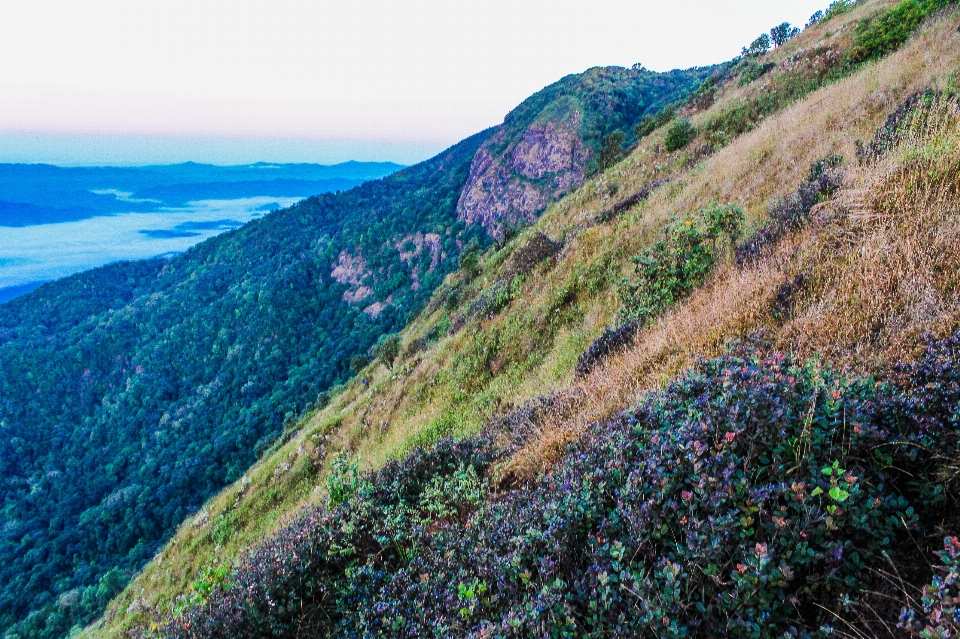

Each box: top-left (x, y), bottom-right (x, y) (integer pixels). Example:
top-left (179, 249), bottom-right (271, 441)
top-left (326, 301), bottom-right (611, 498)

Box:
top-left (74, 0), bottom-right (960, 637)
top-left (0, 162), bottom-right (403, 227)
top-left (456, 66), bottom-right (708, 235)
top-left (0, 66), bottom-right (713, 637)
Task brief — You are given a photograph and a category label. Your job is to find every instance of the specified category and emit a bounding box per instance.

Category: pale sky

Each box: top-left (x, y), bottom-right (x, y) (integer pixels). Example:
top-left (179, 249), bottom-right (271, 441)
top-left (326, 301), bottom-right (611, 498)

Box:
top-left (0, 0), bottom-right (830, 165)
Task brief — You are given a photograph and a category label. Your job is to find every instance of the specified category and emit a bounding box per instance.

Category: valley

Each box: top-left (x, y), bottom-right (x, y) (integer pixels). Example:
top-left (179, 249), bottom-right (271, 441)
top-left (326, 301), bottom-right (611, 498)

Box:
top-left (0, 162), bottom-right (402, 301)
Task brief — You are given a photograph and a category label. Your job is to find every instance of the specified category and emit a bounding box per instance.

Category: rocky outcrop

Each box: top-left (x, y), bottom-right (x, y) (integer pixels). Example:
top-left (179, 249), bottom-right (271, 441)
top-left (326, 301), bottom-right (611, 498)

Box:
top-left (457, 108), bottom-right (589, 237)
top-left (454, 65), bottom-right (717, 238)
top-left (395, 232), bottom-right (442, 291)
top-left (331, 250), bottom-right (373, 302)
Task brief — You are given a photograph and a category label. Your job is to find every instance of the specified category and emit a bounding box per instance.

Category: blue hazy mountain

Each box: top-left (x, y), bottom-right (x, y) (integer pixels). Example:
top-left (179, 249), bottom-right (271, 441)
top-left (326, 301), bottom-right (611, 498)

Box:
top-left (0, 161), bottom-right (404, 227)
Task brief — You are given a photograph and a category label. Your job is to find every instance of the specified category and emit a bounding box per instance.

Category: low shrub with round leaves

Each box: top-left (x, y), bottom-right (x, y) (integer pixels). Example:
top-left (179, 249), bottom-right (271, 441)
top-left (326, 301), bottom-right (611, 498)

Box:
top-left (664, 118), bottom-right (697, 152)
top-left (157, 331), bottom-right (960, 639)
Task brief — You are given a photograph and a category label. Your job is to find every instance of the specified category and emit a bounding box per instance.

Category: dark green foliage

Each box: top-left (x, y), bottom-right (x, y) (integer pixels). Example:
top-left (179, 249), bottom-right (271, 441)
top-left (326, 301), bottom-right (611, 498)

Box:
top-left (770, 22), bottom-right (801, 47)
top-left (326, 452), bottom-right (361, 508)
top-left (742, 33), bottom-right (772, 57)
top-left (825, 0), bottom-right (858, 20)
top-left (373, 333), bottom-right (402, 369)
top-left (664, 118), bottom-right (697, 151)
top-left (458, 242), bottom-right (481, 277)
top-left (736, 156), bottom-right (844, 265)
top-left (634, 104), bottom-right (679, 140)
top-left (159, 330), bottom-right (960, 638)
top-left (597, 131), bottom-right (627, 171)
top-left (850, 0), bottom-right (955, 63)
top-left (948, 65), bottom-right (960, 97)
top-left (0, 128), bottom-right (493, 638)
top-left (621, 203), bottom-right (744, 325)
top-left (737, 59), bottom-right (777, 86)
top-left (350, 355), bottom-right (372, 374)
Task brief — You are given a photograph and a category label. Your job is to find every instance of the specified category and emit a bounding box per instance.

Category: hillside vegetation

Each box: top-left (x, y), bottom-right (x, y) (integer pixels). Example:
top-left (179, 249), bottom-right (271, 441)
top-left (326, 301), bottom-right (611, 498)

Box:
top-left (0, 62), bottom-right (713, 638)
top-left (65, 1), bottom-right (960, 637)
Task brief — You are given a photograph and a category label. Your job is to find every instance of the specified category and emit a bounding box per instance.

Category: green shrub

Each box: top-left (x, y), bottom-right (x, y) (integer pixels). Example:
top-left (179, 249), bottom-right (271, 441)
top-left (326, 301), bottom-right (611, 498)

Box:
top-left (770, 22), bottom-right (800, 47)
top-left (373, 333), bottom-right (402, 369)
top-left (664, 118), bottom-right (697, 151)
top-left (850, 0), bottom-right (955, 62)
top-left (634, 104), bottom-right (678, 140)
top-left (349, 354), bottom-right (370, 374)
top-left (597, 130), bottom-right (627, 170)
top-left (947, 65), bottom-right (960, 96)
top-left (742, 33), bottom-right (772, 57)
top-left (825, 0), bottom-right (857, 20)
top-left (326, 451), bottom-right (362, 508)
top-left (172, 565), bottom-right (231, 619)
top-left (737, 58), bottom-right (777, 86)
top-left (458, 242), bottom-right (481, 276)
top-left (620, 203), bottom-right (743, 324)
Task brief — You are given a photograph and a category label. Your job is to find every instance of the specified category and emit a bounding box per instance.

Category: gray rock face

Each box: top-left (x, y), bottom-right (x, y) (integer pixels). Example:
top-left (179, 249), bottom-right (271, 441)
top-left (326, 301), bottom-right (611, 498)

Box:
top-left (456, 109), bottom-right (589, 237)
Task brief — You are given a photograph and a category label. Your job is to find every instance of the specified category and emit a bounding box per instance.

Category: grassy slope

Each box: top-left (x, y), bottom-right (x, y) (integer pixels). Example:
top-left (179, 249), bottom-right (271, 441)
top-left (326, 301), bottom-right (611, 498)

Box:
top-left (86, 2), bottom-right (960, 636)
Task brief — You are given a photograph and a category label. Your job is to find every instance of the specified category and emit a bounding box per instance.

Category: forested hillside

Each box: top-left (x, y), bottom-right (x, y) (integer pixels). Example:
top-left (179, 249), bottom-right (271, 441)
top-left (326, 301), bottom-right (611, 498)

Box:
top-left (0, 65), bottom-right (712, 638)
top-left (79, 0), bottom-right (960, 637)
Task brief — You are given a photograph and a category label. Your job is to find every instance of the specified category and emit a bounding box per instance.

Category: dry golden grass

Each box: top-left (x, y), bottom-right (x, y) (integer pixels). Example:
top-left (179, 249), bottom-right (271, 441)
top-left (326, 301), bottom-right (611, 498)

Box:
top-left (499, 94), bottom-right (960, 484)
top-left (352, 9), bottom-right (960, 483)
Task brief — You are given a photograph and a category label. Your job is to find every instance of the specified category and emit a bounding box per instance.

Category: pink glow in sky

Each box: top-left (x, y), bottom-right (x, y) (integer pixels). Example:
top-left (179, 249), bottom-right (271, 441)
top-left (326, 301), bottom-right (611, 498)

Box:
top-left (0, 0), bottom-right (830, 165)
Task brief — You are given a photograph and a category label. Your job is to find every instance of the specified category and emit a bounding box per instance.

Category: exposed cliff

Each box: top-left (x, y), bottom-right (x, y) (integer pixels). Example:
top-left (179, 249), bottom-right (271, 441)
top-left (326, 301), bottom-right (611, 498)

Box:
top-left (457, 66), bottom-right (714, 235)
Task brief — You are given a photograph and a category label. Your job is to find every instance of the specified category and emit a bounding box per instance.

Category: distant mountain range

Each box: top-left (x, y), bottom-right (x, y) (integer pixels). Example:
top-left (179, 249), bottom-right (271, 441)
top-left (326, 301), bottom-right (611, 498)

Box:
top-left (0, 161), bottom-right (404, 227)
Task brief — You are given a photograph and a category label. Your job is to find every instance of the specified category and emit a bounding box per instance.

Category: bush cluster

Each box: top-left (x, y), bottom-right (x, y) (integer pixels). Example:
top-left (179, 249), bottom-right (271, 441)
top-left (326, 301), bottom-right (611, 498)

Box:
top-left (856, 91), bottom-right (942, 163)
top-left (735, 156), bottom-right (844, 265)
top-left (501, 233), bottom-right (562, 280)
top-left (900, 536), bottom-right (960, 637)
top-left (807, 1), bottom-right (859, 28)
top-left (849, 0), bottom-right (955, 63)
top-left (156, 329), bottom-right (960, 638)
top-left (620, 203), bottom-right (744, 325)
top-left (594, 178), bottom-right (669, 224)
top-left (574, 319), bottom-right (641, 377)
top-left (664, 119), bottom-right (697, 152)
top-left (633, 105), bottom-right (679, 141)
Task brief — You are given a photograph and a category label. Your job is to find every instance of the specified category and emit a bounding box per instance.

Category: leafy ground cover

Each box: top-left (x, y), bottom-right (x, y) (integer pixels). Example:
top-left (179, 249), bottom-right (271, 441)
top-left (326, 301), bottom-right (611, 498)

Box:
top-left (156, 330), bottom-right (960, 638)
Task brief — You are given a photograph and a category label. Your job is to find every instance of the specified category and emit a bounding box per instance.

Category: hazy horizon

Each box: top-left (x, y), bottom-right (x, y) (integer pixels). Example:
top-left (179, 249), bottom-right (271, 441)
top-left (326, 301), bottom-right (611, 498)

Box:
top-left (1, 0), bottom-right (830, 166)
